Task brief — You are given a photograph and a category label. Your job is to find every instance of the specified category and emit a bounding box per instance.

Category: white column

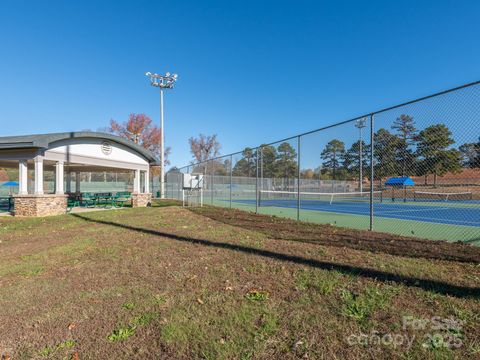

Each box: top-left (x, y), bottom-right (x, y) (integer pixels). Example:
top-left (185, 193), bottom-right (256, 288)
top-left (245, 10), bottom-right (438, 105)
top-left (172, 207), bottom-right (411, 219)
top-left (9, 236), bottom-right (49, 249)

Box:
top-left (34, 156), bottom-right (44, 195)
top-left (134, 169), bottom-right (141, 193)
top-left (144, 169), bottom-right (150, 194)
top-left (66, 172), bottom-right (72, 193)
top-left (18, 160), bottom-right (28, 195)
top-left (75, 172), bottom-right (81, 193)
top-left (55, 161), bottom-right (64, 194)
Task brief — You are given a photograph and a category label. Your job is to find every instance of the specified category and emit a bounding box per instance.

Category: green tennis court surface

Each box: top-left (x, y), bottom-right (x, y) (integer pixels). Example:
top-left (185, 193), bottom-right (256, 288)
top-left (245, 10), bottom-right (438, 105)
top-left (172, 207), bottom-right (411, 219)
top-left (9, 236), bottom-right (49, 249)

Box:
top-left (209, 195), bottom-right (480, 245)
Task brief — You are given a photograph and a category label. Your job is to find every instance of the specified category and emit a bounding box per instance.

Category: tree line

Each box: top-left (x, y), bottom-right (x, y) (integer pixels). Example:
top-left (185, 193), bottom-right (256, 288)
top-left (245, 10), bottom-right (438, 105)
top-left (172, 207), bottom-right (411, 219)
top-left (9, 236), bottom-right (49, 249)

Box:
top-left (186, 141), bottom-right (299, 179)
top-left (114, 113), bottom-right (479, 187)
top-left (185, 115), bottom-right (480, 187)
top-left (318, 115), bottom-right (479, 186)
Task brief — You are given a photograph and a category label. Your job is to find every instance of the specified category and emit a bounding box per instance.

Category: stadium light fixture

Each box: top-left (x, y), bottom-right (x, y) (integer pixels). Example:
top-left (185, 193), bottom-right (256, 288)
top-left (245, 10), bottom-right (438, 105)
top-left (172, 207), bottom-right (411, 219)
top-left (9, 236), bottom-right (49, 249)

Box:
top-left (355, 118), bottom-right (367, 193)
top-left (145, 71), bottom-right (178, 199)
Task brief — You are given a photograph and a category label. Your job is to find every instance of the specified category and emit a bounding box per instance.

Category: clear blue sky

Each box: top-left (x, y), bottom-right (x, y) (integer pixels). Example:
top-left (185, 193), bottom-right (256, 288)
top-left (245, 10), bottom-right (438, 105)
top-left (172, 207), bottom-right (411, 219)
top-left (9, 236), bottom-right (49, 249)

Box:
top-left (1, 0), bottom-right (479, 168)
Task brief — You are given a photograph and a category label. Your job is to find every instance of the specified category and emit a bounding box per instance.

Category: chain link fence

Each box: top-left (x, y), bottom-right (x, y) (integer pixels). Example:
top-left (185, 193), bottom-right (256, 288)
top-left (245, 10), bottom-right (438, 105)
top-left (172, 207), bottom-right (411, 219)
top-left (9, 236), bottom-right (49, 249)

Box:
top-left (167, 81), bottom-right (480, 243)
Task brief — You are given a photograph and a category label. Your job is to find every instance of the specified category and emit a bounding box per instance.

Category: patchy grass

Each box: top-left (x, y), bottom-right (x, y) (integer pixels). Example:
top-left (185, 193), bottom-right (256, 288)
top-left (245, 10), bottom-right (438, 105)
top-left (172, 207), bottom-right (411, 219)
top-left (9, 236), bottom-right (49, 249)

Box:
top-left (340, 285), bottom-right (396, 324)
top-left (0, 204), bottom-right (479, 359)
top-left (245, 290), bottom-right (269, 301)
top-left (107, 325), bottom-right (136, 342)
top-left (296, 268), bottom-right (342, 295)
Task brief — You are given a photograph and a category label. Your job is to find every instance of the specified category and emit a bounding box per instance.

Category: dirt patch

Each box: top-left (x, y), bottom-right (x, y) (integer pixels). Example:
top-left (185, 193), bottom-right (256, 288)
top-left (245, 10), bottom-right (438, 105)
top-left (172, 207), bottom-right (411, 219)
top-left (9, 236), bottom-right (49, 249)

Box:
top-left (190, 206), bottom-right (480, 263)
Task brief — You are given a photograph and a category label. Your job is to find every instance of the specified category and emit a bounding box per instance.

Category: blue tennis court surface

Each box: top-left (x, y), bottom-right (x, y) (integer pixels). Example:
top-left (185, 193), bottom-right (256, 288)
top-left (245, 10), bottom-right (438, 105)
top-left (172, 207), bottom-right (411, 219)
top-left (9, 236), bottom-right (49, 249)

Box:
top-left (233, 199), bottom-right (480, 227)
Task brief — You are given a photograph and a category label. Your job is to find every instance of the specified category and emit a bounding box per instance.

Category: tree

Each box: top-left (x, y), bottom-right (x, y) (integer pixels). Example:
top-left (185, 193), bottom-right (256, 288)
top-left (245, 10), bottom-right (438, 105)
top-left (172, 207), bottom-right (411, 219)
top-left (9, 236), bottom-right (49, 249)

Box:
top-left (232, 147), bottom-right (256, 177)
top-left (314, 166), bottom-right (323, 180)
top-left (188, 134), bottom-right (221, 163)
top-left (459, 139), bottom-right (480, 168)
top-left (232, 159), bottom-right (249, 177)
top-left (109, 113), bottom-right (170, 165)
top-left (217, 158), bottom-right (231, 176)
top-left (276, 142), bottom-right (298, 179)
top-left (343, 140), bottom-right (370, 179)
top-left (475, 138), bottom-right (480, 168)
top-left (206, 159), bottom-right (227, 176)
top-left (258, 145), bottom-right (278, 179)
top-left (373, 129), bottom-right (401, 180)
top-left (0, 169), bottom-right (8, 181)
top-left (416, 124), bottom-right (462, 186)
top-left (392, 114), bottom-right (417, 176)
top-left (321, 140), bottom-right (346, 180)
top-left (300, 169), bottom-right (315, 179)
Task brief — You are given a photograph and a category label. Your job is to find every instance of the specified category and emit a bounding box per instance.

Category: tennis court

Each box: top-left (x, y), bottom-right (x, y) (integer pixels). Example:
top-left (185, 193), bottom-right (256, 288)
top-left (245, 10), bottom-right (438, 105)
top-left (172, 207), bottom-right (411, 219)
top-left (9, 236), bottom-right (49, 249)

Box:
top-left (241, 197), bottom-right (479, 228)
top-left (228, 191), bottom-right (480, 242)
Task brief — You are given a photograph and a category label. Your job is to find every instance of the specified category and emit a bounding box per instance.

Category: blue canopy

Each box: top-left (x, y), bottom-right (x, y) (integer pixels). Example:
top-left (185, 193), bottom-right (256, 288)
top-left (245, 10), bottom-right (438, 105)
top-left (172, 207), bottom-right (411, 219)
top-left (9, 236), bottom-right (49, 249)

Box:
top-left (385, 177), bottom-right (414, 187)
top-left (1, 181), bottom-right (19, 187)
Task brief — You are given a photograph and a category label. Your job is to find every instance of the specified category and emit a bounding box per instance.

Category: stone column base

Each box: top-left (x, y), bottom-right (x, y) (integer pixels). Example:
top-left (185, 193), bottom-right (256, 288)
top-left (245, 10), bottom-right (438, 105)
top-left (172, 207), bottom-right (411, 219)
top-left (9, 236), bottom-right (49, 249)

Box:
top-left (132, 193), bottom-right (152, 207)
top-left (13, 194), bottom-right (68, 217)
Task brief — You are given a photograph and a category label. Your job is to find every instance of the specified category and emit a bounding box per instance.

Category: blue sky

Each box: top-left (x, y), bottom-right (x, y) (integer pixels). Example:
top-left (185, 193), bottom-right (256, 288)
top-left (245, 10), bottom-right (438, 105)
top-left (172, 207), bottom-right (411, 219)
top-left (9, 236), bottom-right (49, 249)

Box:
top-left (1, 0), bottom-right (479, 168)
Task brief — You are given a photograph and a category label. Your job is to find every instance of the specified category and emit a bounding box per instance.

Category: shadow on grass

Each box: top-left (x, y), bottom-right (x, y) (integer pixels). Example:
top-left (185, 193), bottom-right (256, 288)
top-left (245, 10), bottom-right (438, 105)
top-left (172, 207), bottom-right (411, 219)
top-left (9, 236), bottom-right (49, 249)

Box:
top-left (151, 199), bottom-right (182, 208)
top-left (71, 213), bottom-right (480, 299)
top-left (192, 207), bottom-right (480, 264)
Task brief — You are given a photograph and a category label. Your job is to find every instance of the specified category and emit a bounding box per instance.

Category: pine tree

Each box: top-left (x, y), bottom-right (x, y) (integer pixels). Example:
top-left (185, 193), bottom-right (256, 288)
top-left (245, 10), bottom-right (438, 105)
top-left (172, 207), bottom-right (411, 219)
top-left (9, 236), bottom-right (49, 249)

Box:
top-left (343, 140), bottom-right (370, 179)
top-left (416, 124), bottom-right (462, 186)
top-left (321, 139), bottom-right (346, 180)
top-left (276, 142), bottom-right (298, 179)
top-left (391, 114), bottom-right (417, 176)
top-left (373, 128), bottom-right (401, 181)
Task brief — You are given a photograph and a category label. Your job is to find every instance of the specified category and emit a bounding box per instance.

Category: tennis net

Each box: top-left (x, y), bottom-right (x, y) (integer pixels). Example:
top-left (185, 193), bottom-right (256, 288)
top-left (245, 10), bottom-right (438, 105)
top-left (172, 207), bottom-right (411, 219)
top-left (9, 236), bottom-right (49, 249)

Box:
top-left (413, 191), bottom-right (473, 202)
top-left (259, 190), bottom-right (383, 207)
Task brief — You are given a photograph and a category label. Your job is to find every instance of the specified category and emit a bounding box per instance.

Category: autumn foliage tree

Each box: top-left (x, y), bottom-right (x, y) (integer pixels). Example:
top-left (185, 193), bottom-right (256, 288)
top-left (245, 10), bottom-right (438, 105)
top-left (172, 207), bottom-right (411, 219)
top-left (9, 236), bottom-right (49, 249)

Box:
top-left (0, 169), bottom-right (8, 181)
top-left (109, 114), bottom-right (171, 175)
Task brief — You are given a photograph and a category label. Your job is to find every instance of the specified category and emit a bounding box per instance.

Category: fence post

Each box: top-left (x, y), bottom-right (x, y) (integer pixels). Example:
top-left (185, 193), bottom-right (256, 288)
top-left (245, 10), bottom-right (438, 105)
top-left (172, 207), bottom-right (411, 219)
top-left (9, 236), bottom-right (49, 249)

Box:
top-left (255, 148), bottom-right (259, 214)
top-left (229, 154), bottom-right (233, 209)
top-left (210, 160), bottom-right (214, 205)
top-left (260, 147), bottom-right (263, 191)
top-left (369, 113), bottom-right (375, 231)
top-left (297, 135), bottom-right (301, 221)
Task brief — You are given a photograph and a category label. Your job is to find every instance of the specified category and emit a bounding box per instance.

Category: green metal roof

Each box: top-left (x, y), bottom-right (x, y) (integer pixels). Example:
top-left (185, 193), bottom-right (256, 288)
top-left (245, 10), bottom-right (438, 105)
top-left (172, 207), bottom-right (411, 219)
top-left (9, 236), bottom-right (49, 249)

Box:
top-left (0, 132), bottom-right (159, 164)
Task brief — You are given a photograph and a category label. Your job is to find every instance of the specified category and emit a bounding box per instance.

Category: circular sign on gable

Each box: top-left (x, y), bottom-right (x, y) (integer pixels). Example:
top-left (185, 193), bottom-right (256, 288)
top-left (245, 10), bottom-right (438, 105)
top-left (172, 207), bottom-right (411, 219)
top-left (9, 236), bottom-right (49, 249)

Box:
top-left (101, 141), bottom-right (112, 155)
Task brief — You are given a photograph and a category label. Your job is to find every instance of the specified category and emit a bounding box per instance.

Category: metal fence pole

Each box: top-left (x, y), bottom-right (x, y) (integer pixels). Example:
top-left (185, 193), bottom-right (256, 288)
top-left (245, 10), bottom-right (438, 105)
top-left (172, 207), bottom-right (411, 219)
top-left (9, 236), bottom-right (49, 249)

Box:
top-left (208, 161), bottom-right (212, 205)
top-left (369, 113), bottom-right (375, 231)
top-left (229, 154), bottom-right (233, 209)
top-left (297, 135), bottom-right (301, 221)
top-left (255, 148), bottom-right (259, 213)
top-left (260, 147), bottom-right (263, 190)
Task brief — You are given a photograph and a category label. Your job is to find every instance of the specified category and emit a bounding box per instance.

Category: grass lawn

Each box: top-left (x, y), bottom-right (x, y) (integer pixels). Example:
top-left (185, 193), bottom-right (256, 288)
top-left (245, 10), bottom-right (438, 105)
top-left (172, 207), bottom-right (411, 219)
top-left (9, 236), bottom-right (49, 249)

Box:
top-left (0, 201), bottom-right (479, 359)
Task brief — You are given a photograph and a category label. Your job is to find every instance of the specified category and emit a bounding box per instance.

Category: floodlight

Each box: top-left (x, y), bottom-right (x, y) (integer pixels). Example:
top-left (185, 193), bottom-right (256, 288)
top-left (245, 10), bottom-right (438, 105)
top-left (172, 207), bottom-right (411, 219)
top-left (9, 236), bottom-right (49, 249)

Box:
top-left (145, 70), bottom-right (178, 199)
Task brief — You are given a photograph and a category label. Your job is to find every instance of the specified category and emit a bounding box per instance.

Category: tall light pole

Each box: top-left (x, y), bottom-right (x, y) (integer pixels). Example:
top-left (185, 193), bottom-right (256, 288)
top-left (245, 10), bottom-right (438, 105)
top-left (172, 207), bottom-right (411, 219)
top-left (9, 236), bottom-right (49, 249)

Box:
top-left (145, 71), bottom-right (178, 199)
top-left (355, 118), bottom-right (367, 193)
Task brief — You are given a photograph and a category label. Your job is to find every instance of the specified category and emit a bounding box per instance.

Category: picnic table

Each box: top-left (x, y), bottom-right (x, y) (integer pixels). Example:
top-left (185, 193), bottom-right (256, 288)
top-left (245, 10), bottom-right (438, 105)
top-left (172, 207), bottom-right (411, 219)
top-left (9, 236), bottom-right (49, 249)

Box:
top-left (0, 196), bottom-right (14, 212)
top-left (72, 192), bottom-right (132, 209)
top-left (113, 192), bottom-right (132, 207)
top-left (95, 192), bottom-right (115, 207)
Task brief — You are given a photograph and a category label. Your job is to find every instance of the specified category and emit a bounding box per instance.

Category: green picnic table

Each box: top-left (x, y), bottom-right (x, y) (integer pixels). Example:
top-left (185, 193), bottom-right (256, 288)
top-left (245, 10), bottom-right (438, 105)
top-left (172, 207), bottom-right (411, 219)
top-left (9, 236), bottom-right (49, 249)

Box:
top-left (0, 196), bottom-right (13, 212)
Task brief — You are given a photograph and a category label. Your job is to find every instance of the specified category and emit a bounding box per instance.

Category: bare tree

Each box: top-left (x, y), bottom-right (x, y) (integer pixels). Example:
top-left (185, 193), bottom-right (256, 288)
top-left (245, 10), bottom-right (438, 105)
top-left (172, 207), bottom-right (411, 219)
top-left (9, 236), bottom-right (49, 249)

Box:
top-left (189, 134), bottom-right (221, 163)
